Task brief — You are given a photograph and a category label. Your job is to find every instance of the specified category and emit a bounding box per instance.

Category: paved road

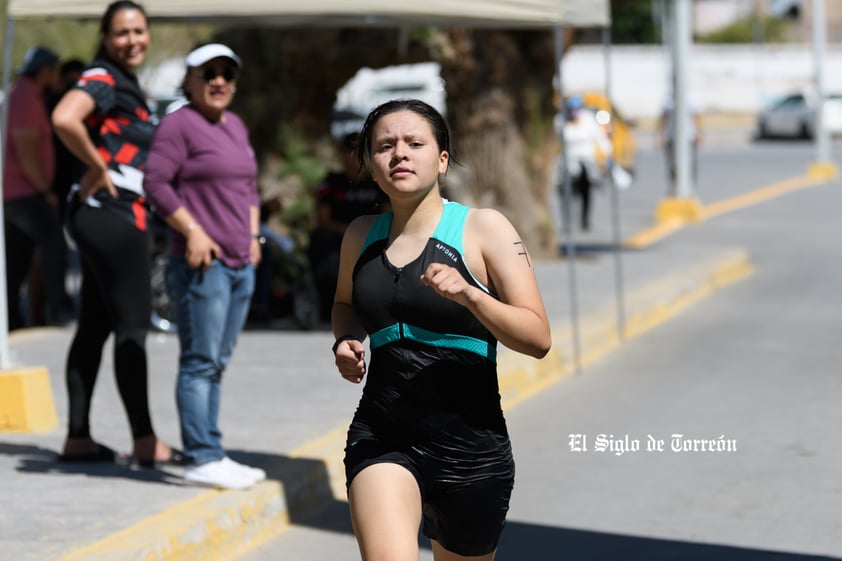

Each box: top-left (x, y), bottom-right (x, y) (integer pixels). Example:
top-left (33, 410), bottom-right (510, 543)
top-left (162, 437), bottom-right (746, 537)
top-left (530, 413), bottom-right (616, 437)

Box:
top-left (232, 140), bottom-right (842, 560)
top-left (497, 154), bottom-right (842, 560)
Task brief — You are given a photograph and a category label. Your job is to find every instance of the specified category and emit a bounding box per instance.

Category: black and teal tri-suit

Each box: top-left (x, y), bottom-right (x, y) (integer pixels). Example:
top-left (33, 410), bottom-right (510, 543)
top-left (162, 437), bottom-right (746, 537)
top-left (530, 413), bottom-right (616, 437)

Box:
top-left (344, 200), bottom-right (514, 556)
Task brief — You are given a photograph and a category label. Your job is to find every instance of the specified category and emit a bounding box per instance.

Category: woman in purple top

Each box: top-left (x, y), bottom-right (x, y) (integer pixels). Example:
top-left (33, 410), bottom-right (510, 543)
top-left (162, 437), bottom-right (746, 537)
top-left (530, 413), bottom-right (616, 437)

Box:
top-left (144, 43), bottom-right (264, 490)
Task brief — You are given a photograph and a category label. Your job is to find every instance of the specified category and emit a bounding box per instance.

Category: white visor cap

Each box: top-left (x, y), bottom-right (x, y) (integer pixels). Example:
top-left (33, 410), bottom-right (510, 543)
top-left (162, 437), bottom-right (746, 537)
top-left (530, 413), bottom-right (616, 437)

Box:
top-left (185, 43), bottom-right (242, 69)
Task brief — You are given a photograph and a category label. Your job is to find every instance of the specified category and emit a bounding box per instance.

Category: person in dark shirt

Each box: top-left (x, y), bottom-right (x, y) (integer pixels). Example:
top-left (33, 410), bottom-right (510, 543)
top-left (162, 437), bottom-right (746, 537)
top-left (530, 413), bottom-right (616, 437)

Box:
top-left (3, 46), bottom-right (73, 330)
top-left (308, 132), bottom-right (388, 321)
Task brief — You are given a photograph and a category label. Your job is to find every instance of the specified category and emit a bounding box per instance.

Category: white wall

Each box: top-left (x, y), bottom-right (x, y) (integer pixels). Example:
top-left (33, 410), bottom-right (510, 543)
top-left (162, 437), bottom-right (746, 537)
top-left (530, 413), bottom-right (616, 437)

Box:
top-left (562, 43), bottom-right (842, 119)
top-left (142, 44), bottom-right (842, 122)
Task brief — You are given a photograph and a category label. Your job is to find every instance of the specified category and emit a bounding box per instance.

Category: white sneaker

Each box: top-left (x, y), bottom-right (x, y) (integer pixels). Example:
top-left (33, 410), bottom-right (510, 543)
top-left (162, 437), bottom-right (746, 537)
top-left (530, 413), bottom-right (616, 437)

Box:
top-left (183, 459), bottom-right (256, 490)
top-left (222, 456), bottom-right (267, 482)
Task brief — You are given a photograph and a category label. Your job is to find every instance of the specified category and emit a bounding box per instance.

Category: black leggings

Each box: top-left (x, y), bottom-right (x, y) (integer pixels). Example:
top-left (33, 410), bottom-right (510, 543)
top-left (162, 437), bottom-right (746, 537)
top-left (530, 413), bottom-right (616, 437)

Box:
top-left (573, 171), bottom-right (592, 230)
top-left (65, 200), bottom-right (154, 439)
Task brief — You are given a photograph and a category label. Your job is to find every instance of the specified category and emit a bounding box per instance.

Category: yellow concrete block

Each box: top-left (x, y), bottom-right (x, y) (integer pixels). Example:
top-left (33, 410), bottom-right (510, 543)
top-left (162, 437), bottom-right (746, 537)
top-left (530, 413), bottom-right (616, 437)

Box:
top-left (655, 197), bottom-right (704, 224)
top-left (807, 161), bottom-right (839, 180)
top-left (0, 367), bottom-right (58, 432)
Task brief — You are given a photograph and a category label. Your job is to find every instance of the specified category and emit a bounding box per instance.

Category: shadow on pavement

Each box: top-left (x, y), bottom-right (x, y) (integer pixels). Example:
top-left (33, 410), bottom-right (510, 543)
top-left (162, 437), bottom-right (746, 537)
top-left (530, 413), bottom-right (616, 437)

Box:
top-left (559, 242), bottom-right (631, 258)
top-left (229, 449), bottom-right (341, 524)
top-left (5, 442), bottom-right (182, 485)
top-left (286, 499), bottom-right (841, 560)
top-left (497, 522), bottom-right (841, 560)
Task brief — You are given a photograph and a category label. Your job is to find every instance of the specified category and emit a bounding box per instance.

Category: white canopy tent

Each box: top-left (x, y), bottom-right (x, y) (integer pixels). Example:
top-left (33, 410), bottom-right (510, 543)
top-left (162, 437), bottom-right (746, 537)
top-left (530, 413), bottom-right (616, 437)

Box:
top-left (1, 0), bottom-right (610, 368)
top-left (7, 0), bottom-right (608, 26)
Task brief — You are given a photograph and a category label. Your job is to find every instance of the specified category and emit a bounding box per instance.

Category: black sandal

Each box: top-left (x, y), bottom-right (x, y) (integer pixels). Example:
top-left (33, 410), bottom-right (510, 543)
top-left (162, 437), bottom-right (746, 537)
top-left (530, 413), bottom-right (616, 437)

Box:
top-left (57, 443), bottom-right (121, 464)
top-left (136, 448), bottom-right (186, 469)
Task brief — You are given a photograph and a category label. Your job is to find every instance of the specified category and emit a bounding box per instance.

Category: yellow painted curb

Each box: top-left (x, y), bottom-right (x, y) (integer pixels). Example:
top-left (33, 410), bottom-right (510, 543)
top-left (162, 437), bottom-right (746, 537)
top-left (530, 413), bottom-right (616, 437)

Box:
top-left (498, 248), bottom-right (753, 411)
top-left (702, 174), bottom-right (828, 220)
top-left (0, 366), bottom-right (58, 432)
top-left (655, 197), bottom-right (704, 224)
top-left (625, 172), bottom-right (835, 250)
top-left (58, 482), bottom-right (292, 561)
top-left (56, 456), bottom-right (339, 561)
top-left (619, 250), bottom-right (754, 340)
top-left (623, 217), bottom-right (684, 249)
top-left (807, 161), bottom-right (839, 180)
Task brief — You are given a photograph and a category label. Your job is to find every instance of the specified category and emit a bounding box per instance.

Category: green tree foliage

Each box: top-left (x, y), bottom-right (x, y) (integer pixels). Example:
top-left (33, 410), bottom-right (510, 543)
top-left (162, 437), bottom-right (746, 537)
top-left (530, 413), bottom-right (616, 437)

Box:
top-left (697, 15), bottom-right (788, 44)
top-left (0, 0), bottom-right (99, 67)
top-left (611, 0), bottom-right (658, 44)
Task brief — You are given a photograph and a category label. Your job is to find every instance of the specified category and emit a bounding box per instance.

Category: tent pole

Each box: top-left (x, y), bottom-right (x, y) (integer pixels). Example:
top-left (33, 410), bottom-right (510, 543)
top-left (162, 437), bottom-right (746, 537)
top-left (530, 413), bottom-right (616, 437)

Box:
top-left (673, 0), bottom-right (692, 199)
top-left (0, 18), bottom-right (16, 369)
top-left (602, 24), bottom-right (626, 340)
top-left (554, 24), bottom-right (581, 375)
top-left (812, 0), bottom-right (831, 166)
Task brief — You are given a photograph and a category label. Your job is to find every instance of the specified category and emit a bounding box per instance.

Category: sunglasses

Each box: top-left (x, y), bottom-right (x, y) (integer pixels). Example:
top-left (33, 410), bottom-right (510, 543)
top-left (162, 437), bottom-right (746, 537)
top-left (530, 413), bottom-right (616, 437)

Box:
top-left (200, 66), bottom-right (237, 83)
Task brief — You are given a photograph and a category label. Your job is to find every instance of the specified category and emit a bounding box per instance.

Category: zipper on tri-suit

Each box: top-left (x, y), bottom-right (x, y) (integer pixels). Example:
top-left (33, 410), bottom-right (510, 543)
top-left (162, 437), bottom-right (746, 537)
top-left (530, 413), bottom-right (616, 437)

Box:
top-left (393, 267), bottom-right (404, 338)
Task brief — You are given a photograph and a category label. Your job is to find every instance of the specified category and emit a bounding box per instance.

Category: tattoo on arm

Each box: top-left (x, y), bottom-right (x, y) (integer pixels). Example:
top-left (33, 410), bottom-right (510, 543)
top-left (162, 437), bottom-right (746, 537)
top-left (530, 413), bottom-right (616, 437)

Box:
top-left (514, 241), bottom-right (531, 267)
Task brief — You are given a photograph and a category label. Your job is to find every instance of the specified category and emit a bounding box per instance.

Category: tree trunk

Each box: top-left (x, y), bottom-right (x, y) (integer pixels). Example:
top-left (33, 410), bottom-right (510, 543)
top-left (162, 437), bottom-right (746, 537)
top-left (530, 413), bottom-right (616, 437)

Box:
top-left (435, 29), bottom-right (560, 258)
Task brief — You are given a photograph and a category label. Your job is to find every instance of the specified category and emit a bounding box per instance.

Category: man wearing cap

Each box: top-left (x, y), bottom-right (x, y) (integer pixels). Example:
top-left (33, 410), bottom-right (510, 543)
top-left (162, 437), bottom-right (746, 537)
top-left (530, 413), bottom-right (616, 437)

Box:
top-left (3, 46), bottom-right (73, 330)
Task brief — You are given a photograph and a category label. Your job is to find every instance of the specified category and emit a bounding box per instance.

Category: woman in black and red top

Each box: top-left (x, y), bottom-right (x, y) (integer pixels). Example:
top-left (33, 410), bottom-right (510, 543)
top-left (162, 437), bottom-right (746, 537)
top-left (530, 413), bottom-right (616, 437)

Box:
top-left (52, 0), bottom-right (179, 466)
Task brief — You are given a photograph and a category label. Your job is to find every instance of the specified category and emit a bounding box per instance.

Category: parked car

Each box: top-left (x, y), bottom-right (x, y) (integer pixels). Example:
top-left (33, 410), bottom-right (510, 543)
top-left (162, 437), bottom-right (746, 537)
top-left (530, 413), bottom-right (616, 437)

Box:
top-left (755, 92), bottom-right (842, 139)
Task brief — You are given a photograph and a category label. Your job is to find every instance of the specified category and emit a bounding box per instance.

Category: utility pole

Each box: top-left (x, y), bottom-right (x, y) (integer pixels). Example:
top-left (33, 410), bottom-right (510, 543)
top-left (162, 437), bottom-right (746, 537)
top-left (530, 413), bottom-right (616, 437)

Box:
top-left (808, 0), bottom-right (837, 179)
top-left (672, 0), bottom-right (692, 200)
top-left (1, 19), bottom-right (14, 369)
top-left (655, 0), bottom-right (702, 224)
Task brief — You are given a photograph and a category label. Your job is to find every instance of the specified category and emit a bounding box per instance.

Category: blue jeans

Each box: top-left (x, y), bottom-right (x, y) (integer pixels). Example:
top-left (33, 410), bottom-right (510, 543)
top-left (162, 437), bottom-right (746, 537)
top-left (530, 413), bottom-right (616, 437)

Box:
top-left (167, 257), bottom-right (255, 465)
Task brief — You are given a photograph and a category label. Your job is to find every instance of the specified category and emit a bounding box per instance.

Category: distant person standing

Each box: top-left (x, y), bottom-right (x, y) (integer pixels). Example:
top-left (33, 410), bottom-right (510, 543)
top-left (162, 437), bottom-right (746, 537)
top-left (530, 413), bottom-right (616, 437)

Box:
top-left (39, 58), bottom-right (88, 323)
top-left (26, 58), bottom-right (86, 328)
top-left (658, 95), bottom-right (702, 195)
top-left (559, 95), bottom-right (612, 231)
top-left (52, 0), bottom-right (179, 466)
top-left (144, 43), bottom-right (265, 490)
top-left (2, 46), bottom-right (74, 330)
